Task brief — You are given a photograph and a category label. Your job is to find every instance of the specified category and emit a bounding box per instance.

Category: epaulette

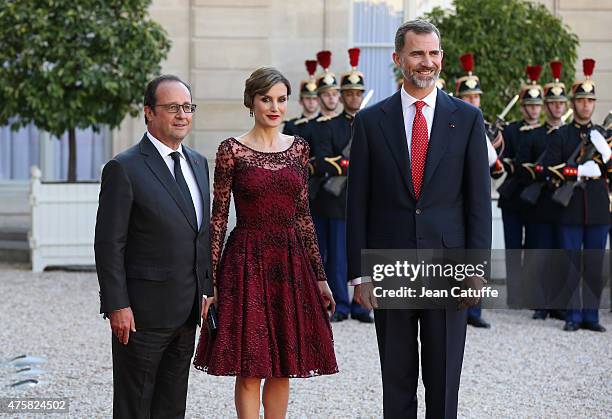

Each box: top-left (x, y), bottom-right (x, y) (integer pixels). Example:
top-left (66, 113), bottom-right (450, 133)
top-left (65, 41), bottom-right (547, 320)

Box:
top-left (294, 117), bottom-right (309, 126)
top-left (316, 115), bottom-right (332, 123)
top-left (546, 125), bottom-right (560, 135)
top-left (519, 124), bottom-right (540, 132)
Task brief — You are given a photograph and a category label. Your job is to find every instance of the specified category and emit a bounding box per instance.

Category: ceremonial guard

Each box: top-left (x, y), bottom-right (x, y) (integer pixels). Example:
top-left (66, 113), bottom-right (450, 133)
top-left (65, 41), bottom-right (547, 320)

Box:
top-left (301, 50), bottom-right (341, 148)
top-left (494, 65), bottom-right (543, 312)
top-left (516, 60), bottom-right (568, 320)
top-left (455, 53), bottom-right (499, 328)
top-left (541, 59), bottom-right (610, 332)
top-left (310, 48), bottom-right (372, 323)
top-left (283, 60), bottom-right (319, 137)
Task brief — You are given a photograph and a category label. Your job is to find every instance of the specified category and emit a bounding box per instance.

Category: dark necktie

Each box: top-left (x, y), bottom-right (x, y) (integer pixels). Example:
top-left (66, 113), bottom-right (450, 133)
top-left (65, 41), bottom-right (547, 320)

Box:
top-left (411, 100), bottom-right (429, 199)
top-left (170, 151), bottom-right (197, 227)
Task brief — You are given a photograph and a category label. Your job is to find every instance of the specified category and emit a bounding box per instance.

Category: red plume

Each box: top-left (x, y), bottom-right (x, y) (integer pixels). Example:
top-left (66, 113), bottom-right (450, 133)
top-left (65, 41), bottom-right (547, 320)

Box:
top-left (305, 60), bottom-right (317, 76)
top-left (526, 65), bottom-right (542, 83)
top-left (348, 48), bottom-right (360, 68)
top-left (459, 53), bottom-right (474, 73)
top-left (316, 50), bottom-right (332, 71)
top-left (549, 60), bottom-right (562, 81)
top-left (583, 58), bottom-right (595, 77)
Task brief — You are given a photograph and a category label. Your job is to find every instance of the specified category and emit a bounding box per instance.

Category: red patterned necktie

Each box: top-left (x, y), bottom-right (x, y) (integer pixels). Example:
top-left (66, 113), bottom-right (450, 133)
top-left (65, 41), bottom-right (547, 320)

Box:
top-left (411, 100), bottom-right (429, 199)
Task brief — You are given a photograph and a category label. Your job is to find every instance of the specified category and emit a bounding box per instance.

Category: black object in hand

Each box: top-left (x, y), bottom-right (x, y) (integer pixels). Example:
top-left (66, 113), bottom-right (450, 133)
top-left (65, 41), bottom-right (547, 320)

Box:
top-left (207, 304), bottom-right (218, 333)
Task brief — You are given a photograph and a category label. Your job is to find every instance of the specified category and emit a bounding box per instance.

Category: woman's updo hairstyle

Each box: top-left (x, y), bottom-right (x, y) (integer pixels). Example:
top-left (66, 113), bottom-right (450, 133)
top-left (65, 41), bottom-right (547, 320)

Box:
top-left (243, 67), bottom-right (292, 110)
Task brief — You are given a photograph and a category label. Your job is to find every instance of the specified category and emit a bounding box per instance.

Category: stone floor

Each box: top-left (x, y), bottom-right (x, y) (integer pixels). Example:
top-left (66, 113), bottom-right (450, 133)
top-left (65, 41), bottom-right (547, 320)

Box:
top-left (0, 263), bottom-right (610, 418)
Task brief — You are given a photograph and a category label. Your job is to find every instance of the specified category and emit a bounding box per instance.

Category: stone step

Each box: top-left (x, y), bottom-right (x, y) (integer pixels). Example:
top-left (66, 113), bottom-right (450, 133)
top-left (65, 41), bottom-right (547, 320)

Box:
top-left (0, 230), bottom-right (28, 242)
top-left (0, 229), bottom-right (30, 263)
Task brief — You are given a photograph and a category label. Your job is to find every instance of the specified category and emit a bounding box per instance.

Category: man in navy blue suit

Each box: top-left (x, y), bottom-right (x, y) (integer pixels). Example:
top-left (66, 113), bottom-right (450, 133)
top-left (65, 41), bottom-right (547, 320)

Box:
top-left (347, 20), bottom-right (492, 418)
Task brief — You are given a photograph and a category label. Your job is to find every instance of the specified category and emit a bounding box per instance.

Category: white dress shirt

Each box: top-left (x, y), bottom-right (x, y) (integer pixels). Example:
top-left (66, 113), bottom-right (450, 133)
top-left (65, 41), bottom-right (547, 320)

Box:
top-left (486, 136), bottom-right (498, 167)
top-left (146, 131), bottom-right (203, 229)
top-left (400, 85), bottom-right (438, 160)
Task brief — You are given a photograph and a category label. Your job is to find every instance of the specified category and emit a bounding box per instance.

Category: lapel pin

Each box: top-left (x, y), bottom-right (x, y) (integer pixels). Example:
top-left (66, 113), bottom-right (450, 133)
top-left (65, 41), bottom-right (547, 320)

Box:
top-left (449, 123), bottom-right (455, 128)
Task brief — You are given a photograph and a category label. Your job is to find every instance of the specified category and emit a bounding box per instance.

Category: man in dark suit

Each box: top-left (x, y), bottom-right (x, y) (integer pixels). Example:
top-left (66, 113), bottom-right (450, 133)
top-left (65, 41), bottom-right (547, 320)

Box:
top-left (347, 20), bottom-right (491, 418)
top-left (95, 75), bottom-right (213, 418)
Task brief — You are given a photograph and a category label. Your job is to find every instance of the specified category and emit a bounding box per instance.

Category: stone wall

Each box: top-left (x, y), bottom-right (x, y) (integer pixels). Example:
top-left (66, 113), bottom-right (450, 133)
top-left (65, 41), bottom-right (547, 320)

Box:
top-left (110, 0), bottom-right (612, 159)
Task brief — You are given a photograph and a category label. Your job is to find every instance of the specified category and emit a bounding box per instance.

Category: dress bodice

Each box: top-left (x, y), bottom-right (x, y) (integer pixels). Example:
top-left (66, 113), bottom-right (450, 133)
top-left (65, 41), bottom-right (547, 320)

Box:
top-left (210, 136), bottom-right (326, 283)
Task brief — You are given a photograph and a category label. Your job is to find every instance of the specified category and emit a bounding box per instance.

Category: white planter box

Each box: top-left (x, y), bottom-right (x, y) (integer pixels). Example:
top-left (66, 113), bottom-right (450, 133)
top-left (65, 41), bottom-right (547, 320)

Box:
top-left (29, 167), bottom-right (100, 272)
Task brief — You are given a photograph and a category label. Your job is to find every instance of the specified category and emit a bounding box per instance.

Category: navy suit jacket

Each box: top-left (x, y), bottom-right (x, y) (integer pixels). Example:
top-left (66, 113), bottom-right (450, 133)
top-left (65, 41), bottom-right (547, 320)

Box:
top-left (346, 88), bottom-right (492, 280)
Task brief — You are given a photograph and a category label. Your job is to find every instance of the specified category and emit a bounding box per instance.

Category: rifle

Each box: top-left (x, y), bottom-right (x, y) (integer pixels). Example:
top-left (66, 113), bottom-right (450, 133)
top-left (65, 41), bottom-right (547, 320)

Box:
top-left (493, 96), bottom-right (523, 198)
top-left (520, 153), bottom-right (547, 205)
top-left (520, 110), bottom-right (575, 205)
top-left (551, 133), bottom-right (596, 207)
top-left (487, 94), bottom-right (519, 151)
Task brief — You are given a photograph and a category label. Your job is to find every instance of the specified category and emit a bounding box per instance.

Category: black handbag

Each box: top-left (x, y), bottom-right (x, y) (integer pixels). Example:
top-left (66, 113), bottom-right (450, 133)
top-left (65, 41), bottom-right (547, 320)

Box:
top-left (207, 304), bottom-right (218, 333)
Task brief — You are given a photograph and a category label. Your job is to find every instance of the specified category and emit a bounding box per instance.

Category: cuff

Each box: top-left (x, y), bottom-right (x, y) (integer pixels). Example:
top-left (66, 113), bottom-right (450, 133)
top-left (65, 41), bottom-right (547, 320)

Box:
top-left (349, 276), bottom-right (372, 286)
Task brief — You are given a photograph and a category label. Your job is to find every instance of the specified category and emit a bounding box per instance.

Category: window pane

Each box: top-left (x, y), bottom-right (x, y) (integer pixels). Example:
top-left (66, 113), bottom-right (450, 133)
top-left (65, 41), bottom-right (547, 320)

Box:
top-left (354, 0), bottom-right (404, 44)
top-left (0, 123), bottom-right (110, 181)
top-left (353, 0), bottom-right (404, 105)
top-left (359, 47), bottom-right (399, 106)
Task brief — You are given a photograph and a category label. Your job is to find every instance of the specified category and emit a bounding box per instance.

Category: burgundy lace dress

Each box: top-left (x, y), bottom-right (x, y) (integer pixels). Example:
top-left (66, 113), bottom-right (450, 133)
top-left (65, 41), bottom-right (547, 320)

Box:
top-left (193, 136), bottom-right (338, 378)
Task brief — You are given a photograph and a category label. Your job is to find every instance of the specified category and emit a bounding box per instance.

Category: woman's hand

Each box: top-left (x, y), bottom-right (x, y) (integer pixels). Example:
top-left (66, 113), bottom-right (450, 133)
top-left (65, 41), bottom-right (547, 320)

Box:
top-left (318, 281), bottom-right (336, 316)
top-left (201, 286), bottom-right (218, 321)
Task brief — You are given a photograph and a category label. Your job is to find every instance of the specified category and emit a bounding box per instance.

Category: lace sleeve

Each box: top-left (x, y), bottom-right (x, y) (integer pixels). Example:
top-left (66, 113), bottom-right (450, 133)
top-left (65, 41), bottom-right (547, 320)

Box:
top-left (295, 140), bottom-right (327, 282)
top-left (210, 139), bottom-right (235, 286)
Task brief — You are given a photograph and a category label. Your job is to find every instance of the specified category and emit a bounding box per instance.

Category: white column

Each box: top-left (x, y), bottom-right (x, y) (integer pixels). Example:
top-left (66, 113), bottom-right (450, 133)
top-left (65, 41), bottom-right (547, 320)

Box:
top-left (38, 131), bottom-right (56, 181)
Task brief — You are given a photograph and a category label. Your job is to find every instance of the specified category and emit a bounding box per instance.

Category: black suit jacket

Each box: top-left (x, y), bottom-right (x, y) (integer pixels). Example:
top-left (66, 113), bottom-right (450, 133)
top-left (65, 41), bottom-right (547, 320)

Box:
top-left (95, 134), bottom-right (213, 329)
top-left (346, 89), bottom-right (492, 280)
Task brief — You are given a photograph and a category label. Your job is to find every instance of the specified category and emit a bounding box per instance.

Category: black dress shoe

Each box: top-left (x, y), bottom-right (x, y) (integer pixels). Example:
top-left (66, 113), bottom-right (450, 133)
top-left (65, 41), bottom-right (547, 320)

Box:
top-left (351, 312), bottom-right (374, 324)
top-left (549, 310), bottom-right (566, 321)
top-left (331, 312), bottom-right (348, 323)
top-left (563, 321), bottom-right (580, 331)
top-left (467, 316), bottom-right (491, 328)
top-left (581, 322), bottom-right (606, 332)
top-left (532, 310), bottom-right (548, 320)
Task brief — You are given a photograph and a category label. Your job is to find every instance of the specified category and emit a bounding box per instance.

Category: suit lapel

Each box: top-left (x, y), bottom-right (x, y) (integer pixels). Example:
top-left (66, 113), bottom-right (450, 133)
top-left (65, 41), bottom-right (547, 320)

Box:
top-left (140, 135), bottom-right (198, 232)
top-left (183, 146), bottom-right (209, 233)
top-left (379, 91), bottom-right (416, 198)
top-left (422, 90), bottom-right (457, 192)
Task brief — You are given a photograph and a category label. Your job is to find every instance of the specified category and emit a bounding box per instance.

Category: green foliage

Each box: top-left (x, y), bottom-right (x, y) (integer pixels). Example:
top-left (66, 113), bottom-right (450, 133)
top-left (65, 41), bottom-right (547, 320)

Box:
top-left (0, 0), bottom-right (171, 136)
top-left (420, 0), bottom-right (579, 121)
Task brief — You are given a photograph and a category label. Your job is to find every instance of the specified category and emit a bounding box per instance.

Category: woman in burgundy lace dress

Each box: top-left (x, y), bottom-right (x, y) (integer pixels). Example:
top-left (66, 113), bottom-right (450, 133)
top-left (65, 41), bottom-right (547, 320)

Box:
top-left (193, 67), bottom-right (338, 418)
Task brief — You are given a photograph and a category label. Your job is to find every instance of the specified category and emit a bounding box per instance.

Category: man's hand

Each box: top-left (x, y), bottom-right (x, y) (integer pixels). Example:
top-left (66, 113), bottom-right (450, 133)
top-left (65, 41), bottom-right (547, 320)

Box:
top-left (353, 283), bottom-right (378, 310)
top-left (201, 287), bottom-right (217, 321)
top-left (109, 307), bottom-right (136, 345)
top-left (318, 281), bottom-right (336, 316)
top-left (457, 276), bottom-right (485, 310)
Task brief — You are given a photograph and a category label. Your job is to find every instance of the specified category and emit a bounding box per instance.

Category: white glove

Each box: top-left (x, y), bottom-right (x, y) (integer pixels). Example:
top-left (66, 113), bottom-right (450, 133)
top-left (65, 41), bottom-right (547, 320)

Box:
top-left (589, 129), bottom-right (611, 163)
top-left (485, 134), bottom-right (498, 167)
top-left (577, 160), bottom-right (601, 178)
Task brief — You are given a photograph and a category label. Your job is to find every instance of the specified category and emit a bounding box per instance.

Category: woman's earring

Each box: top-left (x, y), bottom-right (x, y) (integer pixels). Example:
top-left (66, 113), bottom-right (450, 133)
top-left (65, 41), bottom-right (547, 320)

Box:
top-left (249, 109), bottom-right (254, 117)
